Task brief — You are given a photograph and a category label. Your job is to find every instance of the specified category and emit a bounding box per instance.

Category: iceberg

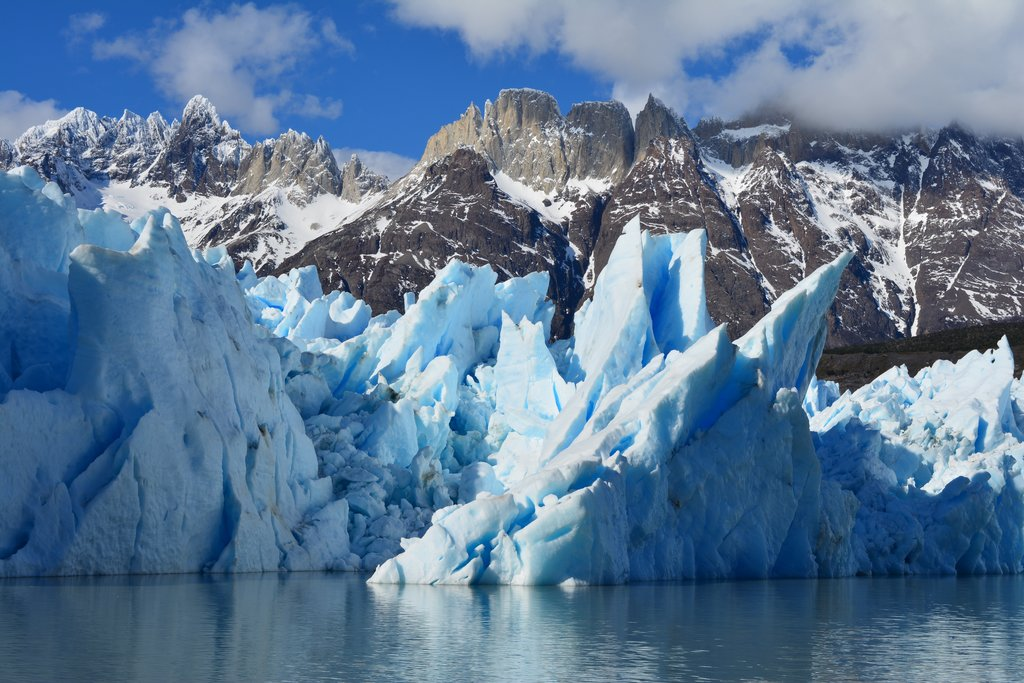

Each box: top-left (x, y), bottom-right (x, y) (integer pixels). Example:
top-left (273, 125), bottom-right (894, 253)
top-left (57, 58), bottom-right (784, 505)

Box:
top-left (5, 165), bottom-right (1024, 584)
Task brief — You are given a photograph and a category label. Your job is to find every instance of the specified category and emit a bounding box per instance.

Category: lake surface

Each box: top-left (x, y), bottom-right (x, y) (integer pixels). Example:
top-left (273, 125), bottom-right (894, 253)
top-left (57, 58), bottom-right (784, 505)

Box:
top-left (1, 573), bottom-right (1022, 682)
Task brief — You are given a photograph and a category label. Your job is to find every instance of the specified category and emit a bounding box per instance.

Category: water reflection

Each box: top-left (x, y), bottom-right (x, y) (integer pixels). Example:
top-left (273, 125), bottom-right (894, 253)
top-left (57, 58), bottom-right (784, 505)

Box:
top-left (1, 573), bottom-right (1022, 682)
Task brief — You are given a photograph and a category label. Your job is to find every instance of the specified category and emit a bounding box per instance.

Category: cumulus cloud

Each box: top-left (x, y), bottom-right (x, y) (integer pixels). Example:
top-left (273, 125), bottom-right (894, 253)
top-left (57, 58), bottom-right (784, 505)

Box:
top-left (93, 4), bottom-right (351, 134)
top-left (334, 148), bottom-right (416, 181)
top-left (388, 0), bottom-right (1024, 134)
top-left (0, 91), bottom-right (66, 141)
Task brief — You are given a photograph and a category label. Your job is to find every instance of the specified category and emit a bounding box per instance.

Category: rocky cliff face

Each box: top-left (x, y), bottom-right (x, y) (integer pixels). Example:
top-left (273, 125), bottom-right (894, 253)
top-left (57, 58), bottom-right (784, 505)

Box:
top-left (232, 131), bottom-right (342, 199)
top-left (101, 111), bottom-right (172, 180)
top-left (277, 147), bottom-right (584, 335)
top-left (284, 89), bottom-right (1024, 345)
top-left (634, 95), bottom-right (688, 163)
top-left (420, 88), bottom-right (635, 192)
top-left (340, 154), bottom-right (389, 203)
top-left (0, 139), bottom-right (14, 169)
top-left (593, 136), bottom-right (768, 334)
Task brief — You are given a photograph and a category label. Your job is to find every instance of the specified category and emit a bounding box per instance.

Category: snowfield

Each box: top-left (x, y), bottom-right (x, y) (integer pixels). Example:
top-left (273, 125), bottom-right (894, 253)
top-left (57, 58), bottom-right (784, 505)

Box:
top-left (3, 166), bottom-right (1024, 583)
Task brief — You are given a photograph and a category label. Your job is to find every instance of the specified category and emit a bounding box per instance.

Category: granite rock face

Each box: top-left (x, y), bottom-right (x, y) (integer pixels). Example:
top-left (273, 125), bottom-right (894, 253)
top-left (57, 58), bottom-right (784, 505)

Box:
top-left (634, 95), bottom-right (688, 163)
top-left (233, 131), bottom-right (342, 200)
top-left (420, 88), bottom-right (635, 192)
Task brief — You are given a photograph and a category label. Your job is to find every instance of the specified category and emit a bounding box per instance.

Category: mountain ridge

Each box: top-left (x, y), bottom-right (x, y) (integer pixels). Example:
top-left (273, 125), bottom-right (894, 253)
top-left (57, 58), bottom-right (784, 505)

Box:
top-left (6, 90), bottom-right (1024, 346)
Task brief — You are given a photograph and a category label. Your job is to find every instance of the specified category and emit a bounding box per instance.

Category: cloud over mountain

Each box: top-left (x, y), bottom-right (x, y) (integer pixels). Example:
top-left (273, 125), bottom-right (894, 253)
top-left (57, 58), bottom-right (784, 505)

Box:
top-left (93, 3), bottom-right (352, 134)
top-left (388, 0), bottom-right (1024, 134)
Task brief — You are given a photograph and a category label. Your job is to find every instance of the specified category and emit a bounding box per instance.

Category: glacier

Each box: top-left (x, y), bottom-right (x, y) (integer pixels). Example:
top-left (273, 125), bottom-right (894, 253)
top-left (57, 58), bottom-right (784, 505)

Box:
top-left (3, 166), bottom-right (1024, 583)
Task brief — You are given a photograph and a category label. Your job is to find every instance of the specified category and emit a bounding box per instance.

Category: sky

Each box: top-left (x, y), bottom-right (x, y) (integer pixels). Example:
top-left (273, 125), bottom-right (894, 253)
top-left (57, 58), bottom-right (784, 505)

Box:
top-left (3, 1), bottom-right (1023, 179)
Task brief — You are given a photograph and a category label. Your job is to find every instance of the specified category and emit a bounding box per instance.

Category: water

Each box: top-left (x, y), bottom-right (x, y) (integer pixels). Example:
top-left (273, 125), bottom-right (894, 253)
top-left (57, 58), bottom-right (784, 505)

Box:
top-left (1, 574), bottom-right (1023, 682)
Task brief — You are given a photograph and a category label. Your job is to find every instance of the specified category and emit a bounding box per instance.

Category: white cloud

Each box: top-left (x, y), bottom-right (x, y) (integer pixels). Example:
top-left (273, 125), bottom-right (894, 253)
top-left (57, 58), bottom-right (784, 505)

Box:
top-left (93, 4), bottom-right (351, 134)
top-left (334, 148), bottom-right (416, 181)
top-left (293, 94), bottom-right (344, 119)
top-left (0, 91), bottom-right (66, 141)
top-left (65, 12), bottom-right (106, 41)
top-left (388, 0), bottom-right (1024, 134)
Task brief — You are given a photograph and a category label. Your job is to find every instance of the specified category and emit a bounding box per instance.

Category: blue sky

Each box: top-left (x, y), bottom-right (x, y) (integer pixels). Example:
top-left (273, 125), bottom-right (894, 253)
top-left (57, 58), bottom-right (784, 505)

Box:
top-left (4, 1), bottom-right (1023, 178)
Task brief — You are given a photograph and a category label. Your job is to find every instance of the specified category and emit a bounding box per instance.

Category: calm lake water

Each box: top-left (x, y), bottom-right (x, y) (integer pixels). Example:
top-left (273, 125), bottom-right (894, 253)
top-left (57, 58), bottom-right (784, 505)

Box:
top-left (1, 572), bottom-right (1022, 682)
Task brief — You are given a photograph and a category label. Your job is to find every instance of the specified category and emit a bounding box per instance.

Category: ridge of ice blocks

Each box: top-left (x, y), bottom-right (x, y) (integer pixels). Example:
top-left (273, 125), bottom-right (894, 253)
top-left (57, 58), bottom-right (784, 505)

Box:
top-left (370, 219), bottom-right (853, 584)
top-left (810, 338), bottom-right (1024, 575)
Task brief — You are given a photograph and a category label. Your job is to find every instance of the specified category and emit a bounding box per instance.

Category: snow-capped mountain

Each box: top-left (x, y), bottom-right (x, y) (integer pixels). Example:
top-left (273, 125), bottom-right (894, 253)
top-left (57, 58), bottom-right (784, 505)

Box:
top-left (3, 95), bottom-right (390, 272)
top-left (7, 89), bottom-right (1024, 345)
top-left (280, 89), bottom-right (1024, 344)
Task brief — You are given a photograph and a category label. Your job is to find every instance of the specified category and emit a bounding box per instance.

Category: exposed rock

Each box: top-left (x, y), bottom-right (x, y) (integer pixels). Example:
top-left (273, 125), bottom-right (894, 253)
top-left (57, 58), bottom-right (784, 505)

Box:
top-left (143, 95), bottom-right (250, 197)
top-left (634, 95), bottom-right (687, 162)
top-left (418, 88), bottom-right (635, 193)
top-left (101, 110), bottom-right (172, 181)
top-left (13, 87), bottom-right (1024, 347)
top-left (565, 100), bottom-right (635, 181)
top-left (339, 154), bottom-right (388, 203)
top-left (594, 136), bottom-right (768, 335)
top-left (0, 139), bottom-right (17, 170)
top-left (233, 131), bottom-right (342, 201)
top-left (278, 147), bottom-right (584, 336)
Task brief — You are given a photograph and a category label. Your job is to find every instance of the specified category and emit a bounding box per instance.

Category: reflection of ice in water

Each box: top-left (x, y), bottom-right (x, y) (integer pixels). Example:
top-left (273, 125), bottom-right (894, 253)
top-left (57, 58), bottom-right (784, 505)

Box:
top-left (2, 574), bottom-right (1023, 682)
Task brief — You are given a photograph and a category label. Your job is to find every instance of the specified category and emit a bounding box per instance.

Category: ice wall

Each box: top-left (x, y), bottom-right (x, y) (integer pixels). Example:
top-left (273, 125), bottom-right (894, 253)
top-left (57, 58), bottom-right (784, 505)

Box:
top-left (0, 168), bottom-right (353, 576)
top-left (811, 338), bottom-right (1024, 576)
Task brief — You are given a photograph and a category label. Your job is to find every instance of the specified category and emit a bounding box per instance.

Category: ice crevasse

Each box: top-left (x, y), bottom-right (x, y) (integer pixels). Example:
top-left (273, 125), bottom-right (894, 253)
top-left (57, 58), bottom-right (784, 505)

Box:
top-left (4, 166), bottom-right (1024, 583)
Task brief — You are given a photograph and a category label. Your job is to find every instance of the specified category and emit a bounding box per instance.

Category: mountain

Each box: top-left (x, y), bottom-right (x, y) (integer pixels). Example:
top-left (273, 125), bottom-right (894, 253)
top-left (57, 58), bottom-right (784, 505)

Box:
top-left (7, 95), bottom-right (390, 272)
top-left (9, 90), bottom-right (1024, 345)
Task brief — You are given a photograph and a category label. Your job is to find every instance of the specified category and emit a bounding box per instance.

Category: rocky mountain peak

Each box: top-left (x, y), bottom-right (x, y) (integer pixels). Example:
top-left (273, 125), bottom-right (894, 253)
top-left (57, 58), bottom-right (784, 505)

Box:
top-left (421, 103), bottom-right (483, 164)
top-left (420, 88), bottom-right (638, 193)
top-left (233, 128), bottom-right (342, 201)
top-left (634, 95), bottom-right (688, 162)
top-left (487, 88), bottom-right (562, 131)
top-left (565, 100), bottom-right (635, 180)
top-left (17, 107), bottom-right (107, 161)
top-left (180, 95), bottom-right (222, 130)
top-left (340, 153), bottom-right (389, 202)
top-left (144, 96), bottom-right (249, 197)
top-left (100, 108), bottom-right (172, 180)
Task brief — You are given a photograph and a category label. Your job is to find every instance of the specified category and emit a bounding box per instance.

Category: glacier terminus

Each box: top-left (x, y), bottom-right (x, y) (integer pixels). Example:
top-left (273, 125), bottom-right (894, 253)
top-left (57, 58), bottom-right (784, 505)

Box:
top-left (3, 165), bottom-right (1024, 584)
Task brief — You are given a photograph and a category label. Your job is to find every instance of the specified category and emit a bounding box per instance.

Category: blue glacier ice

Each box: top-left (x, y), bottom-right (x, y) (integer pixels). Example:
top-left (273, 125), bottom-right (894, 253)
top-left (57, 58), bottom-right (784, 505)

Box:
top-left (0, 168), bottom-right (354, 575)
top-left (370, 220), bottom-right (850, 584)
top-left (4, 165), bottom-right (1024, 583)
top-left (810, 337), bottom-right (1024, 576)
